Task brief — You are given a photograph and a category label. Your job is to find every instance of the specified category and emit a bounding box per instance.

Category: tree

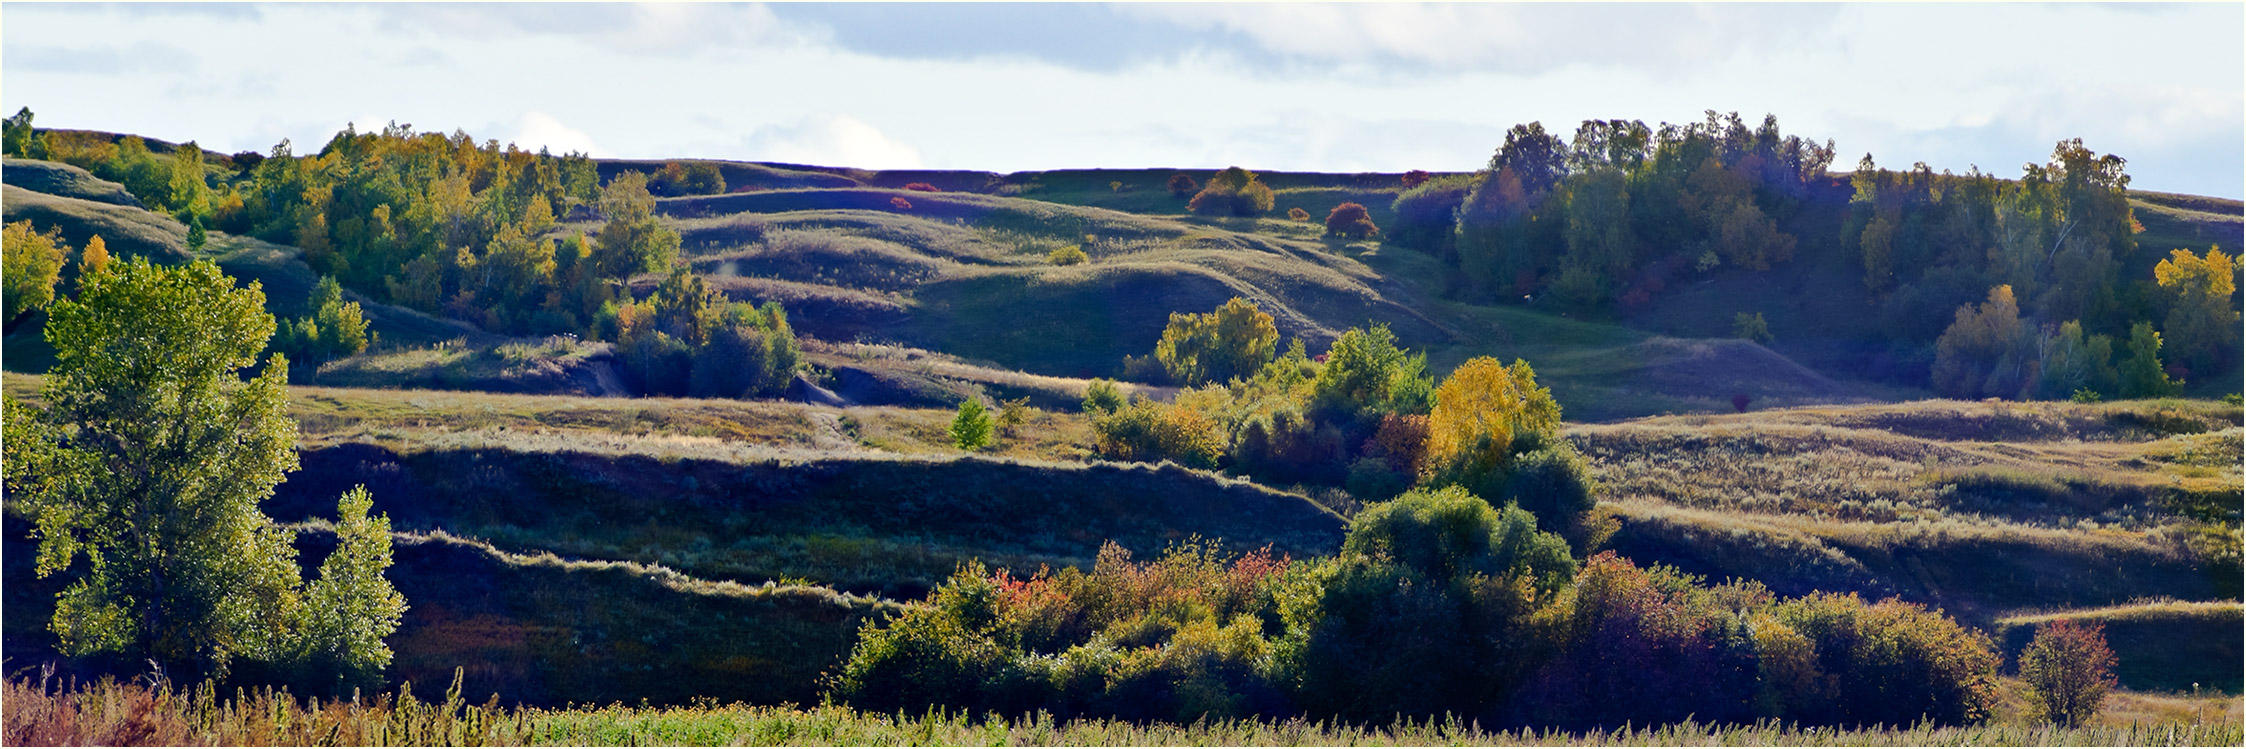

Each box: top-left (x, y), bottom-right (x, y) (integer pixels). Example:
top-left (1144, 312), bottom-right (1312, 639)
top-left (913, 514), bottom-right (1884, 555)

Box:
top-left (4, 106), bottom-right (48, 159)
top-left (1931, 286), bottom-right (2036, 399)
top-left (951, 398), bottom-right (994, 450)
top-left (1153, 297), bottom-right (1279, 386)
top-left (3, 221), bottom-right (68, 323)
top-left (2019, 621), bottom-right (2117, 726)
top-left (2034, 321), bottom-right (2118, 400)
top-left (2152, 247), bottom-right (2240, 378)
top-left (2118, 321), bottom-right (2178, 398)
top-left (1324, 202), bottom-right (1379, 239)
top-left (277, 276), bottom-right (370, 370)
top-left (1423, 357), bottom-right (1561, 494)
top-left (1732, 312), bottom-right (1772, 344)
top-left (284, 486), bottom-right (407, 694)
top-left (593, 172), bottom-right (680, 278)
top-left (1388, 175), bottom-right (1474, 256)
top-left (4, 257), bottom-right (400, 683)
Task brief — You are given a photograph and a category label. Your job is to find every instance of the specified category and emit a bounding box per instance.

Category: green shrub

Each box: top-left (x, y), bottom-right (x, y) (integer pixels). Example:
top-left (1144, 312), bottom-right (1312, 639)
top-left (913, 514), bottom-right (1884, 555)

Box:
top-left (1154, 297), bottom-right (1278, 386)
top-left (951, 399), bottom-right (995, 450)
top-left (1733, 311), bottom-right (1773, 344)
top-left (1081, 379), bottom-right (1125, 414)
top-left (1341, 486), bottom-right (1574, 588)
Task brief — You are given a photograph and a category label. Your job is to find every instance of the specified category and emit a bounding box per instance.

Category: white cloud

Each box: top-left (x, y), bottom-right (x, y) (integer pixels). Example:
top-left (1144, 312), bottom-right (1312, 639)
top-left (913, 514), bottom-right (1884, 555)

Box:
top-left (510, 111), bottom-right (602, 157)
top-left (744, 115), bottom-right (923, 169)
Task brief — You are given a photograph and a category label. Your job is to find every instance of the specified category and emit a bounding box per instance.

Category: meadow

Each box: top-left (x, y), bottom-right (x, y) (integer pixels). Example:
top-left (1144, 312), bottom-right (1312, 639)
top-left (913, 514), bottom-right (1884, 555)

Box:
top-left (2, 117), bottom-right (2240, 743)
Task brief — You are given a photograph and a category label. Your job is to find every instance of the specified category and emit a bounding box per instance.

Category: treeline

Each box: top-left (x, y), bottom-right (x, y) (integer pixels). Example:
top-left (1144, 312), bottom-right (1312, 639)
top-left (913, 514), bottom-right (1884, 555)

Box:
top-left (4, 108), bottom-right (795, 397)
top-left (1386, 112), bottom-right (1835, 308)
top-left (1094, 298), bottom-right (1598, 541)
top-left (1385, 111), bottom-right (2239, 396)
top-left (1847, 147), bottom-right (2238, 397)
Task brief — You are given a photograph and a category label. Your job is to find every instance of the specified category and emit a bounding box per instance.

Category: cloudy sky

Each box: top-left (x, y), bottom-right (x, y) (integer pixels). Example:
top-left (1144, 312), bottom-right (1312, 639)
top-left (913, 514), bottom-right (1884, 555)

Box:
top-left (5, 3), bottom-right (2241, 197)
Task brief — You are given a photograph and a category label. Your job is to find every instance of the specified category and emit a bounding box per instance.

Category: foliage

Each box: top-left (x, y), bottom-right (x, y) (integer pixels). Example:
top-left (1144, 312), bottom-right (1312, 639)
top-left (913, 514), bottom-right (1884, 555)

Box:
top-left (1323, 202), bottom-right (1379, 239)
top-left (1287, 207), bottom-right (1311, 222)
top-left (614, 268), bottom-right (799, 398)
top-left (1081, 379), bottom-right (1125, 414)
top-left (1153, 297), bottom-right (1279, 386)
top-left (651, 161), bottom-right (726, 196)
top-left (1932, 286), bottom-right (2036, 399)
top-left (1388, 175), bottom-right (1474, 256)
top-left (1166, 173), bottom-right (1198, 198)
top-left (1424, 357), bottom-right (1558, 489)
top-left (1766, 592), bottom-right (2001, 727)
top-left (1188, 167), bottom-right (1276, 217)
top-left (1341, 486), bottom-right (1573, 589)
top-left (1046, 245), bottom-right (1089, 266)
top-left (2151, 247), bottom-right (2239, 378)
top-left (904, 182), bottom-right (940, 192)
top-left (1401, 170), bottom-right (1431, 188)
top-left (273, 276), bottom-right (370, 370)
top-left (951, 399), bottom-right (995, 450)
top-left (1090, 397), bottom-right (1226, 470)
top-left (1309, 324), bottom-right (1432, 421)
top-left (3, 257), bottom-right (402, 689)
top-left (2117, 321), bottom-right (2178, 398)
top-left (3, 221), bottom-right (68, 322)
top-left (1732, 312), bottom-right (1772, 344)
top-left (890, 196), bottom-right (913, 211)
top-left (4, 106), bottom-right (48, 159)
top-left (2020, 621), bottom-right (2117, 726)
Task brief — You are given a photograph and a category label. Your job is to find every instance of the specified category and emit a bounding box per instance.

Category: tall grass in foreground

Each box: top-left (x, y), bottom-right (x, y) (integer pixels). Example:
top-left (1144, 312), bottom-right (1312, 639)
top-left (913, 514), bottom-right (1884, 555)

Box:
top-left (4, 675), bottom-right (2239, 747)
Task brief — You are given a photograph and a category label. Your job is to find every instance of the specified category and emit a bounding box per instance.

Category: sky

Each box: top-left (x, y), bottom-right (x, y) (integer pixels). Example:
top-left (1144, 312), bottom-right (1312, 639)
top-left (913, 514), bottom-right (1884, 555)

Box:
top-left (4, 2), bottom-right (2241, 198)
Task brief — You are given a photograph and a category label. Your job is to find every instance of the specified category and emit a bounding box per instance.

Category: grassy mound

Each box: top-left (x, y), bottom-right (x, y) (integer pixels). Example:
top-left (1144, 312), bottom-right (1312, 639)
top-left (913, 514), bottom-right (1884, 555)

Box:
top-left (312, 337), bottom-right (626, 396)
top-left (1, 158), bottom-right (141, 206)
top-left (1996, 601), bottom-right (2243, 693)
top-left (1, 183), bottom-right (187, 263)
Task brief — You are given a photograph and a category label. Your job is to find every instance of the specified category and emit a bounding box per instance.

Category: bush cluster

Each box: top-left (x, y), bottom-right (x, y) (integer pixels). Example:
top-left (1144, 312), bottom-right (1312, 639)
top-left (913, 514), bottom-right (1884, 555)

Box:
top-left (1187, 167), bottom-right (1276, 217)
top-left (649, 161), bottom-right (726, 196)
top-left (612, 268), bottom-right (799, 398)
top-left (833, 488), bottom-right (2001, 728)
top-left (1323, 203), bottom-right (1379, 239)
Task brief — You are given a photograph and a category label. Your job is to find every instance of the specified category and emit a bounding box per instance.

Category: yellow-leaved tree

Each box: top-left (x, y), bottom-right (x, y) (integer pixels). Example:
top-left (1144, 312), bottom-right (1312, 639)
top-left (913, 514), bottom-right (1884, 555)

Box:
top-left (2152, 246), bottom-right (2240, 378)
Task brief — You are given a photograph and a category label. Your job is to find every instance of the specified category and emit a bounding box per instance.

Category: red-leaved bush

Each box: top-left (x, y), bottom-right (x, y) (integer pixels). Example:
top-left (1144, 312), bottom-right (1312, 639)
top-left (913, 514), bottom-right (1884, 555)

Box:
top-left (889, 196), bottom-right (913, 211)
top-left (903, 183), bottom-right (939, 192)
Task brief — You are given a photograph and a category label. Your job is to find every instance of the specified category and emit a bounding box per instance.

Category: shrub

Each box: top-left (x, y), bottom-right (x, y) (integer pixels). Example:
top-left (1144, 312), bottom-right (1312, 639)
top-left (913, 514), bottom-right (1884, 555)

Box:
top-left (888, 196), bottom-right (913, 211)
top-left (1344, 456), bottom-right (1410, 501)
top-left (902, 182), bottom-right (940, 192)
top-left (1389, 176), bottom-right (1474, 255)
top-left (1323, 202), bottom-right (1379, 239)
top-left (1528, 553), bottom-right (1758, 728)
top-left (1231, 407), bottom-right (1347, 486)
top-left (1090, 398), bottom-right (1225, 469)
top-left (1188, 167), bottom-right (1275, 217)
top-left (1733, 311), bottom-right (1772, 344)
top-left (1287, 207), bottom-right (1311, 222)
top-left (1401, 170), bottom-right (1431, 188)
top-left (1154, 297), bottom-right (1278, 386)
top-left (1733, 393), bottom-right (1753, 412)
top-left (1081, 379), bottom-right (1125, 414)
top-left (1046, 245), bottom-right (1089, 266)
top-left (2020, 621), bottom-right (2117, 726)
top-left (1500, 431), bottom-right (1600, 541)
top-left (1311, 324), bottom-right (1432, 421)
top-left (1770, 593), bottom-right (2000, 726)
top-left (1361, 413), bottom-right (1430, 476)
top-left (654, 161), bottom-right (726, 195)
top-left (1342, 486), bottom-right (1574, 588)
top-left (951, 399), bottom-right (995, 450)
top-left (1932, 285), bottom-right (2035, 399)
top-left (1167, 173), bottom-right (1198, 198)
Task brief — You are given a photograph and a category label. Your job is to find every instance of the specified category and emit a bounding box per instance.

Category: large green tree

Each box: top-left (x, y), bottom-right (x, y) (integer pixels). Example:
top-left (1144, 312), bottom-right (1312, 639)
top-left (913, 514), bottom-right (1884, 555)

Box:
top-left (4, 257), bottom-right (403, 684)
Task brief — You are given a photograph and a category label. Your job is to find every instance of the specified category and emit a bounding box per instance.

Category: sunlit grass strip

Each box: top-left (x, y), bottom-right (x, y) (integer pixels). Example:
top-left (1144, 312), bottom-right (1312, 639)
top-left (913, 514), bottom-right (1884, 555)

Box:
top-left (7, 677), bottom-right (2240, 747)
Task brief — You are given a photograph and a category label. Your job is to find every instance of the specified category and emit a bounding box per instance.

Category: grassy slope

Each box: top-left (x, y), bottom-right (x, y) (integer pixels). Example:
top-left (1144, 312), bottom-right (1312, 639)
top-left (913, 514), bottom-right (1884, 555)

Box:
top-left (1581, 399), bottom-right (2242, 624)
top-left (1, 158), bottom-right (142, 206)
